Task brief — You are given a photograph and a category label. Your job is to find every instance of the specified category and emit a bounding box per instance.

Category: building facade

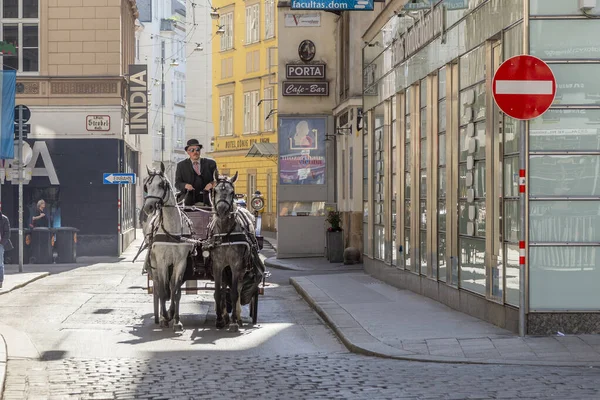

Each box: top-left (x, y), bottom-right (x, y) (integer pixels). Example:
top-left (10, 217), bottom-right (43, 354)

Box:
top-left (0, 0), bottom-right (140, 256)
top-left (359, 0), bottom-right (600, 334)
top-left (185, 0), bottom-right (213, 150)
top-left (210, 0), bottom-right (278, 230)
top-left (136, 0), bottom-right (187, 185)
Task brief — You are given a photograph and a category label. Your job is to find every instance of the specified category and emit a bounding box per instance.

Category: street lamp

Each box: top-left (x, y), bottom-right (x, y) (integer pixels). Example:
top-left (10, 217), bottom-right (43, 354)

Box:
top-left (216, 25), bottom-right (225, 35)
top-left (210, 8), bottom-right (220, 20)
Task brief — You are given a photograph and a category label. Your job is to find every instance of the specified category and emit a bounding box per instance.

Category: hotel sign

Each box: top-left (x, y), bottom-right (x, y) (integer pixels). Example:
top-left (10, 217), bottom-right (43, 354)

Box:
top-left (286, 64), bottom-right (326, 79)
top-left (224, 137), bottom-right (270, 150)
top-left (283, 82), bottom-right (329, 96)
top-left (128, 64), bottom-right (148, 134)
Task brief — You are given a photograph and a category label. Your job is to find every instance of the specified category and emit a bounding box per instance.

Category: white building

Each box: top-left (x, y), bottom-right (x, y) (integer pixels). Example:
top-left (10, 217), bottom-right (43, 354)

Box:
top-left (136, 0), bottom-right (187, 183)
top-left (184, 0), bottom-right (214, 151)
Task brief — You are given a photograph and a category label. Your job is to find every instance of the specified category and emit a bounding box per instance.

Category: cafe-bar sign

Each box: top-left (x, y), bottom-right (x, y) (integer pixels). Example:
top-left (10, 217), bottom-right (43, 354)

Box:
top-left (283, 82), bottom-right (329, 96)
top-left (291, 0), bottom-right (373, 11)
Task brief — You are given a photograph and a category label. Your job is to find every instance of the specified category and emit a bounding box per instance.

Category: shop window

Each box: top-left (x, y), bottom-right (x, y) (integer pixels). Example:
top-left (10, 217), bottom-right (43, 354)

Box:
top-left (391, 96), bottom-right (398, 266)
top-left (458, 46), bottom-right (486, 296)
top-left (404, 87), bottom-right (412, 271)
top-left (438, 66), bottom-right (447, 282)
top-left (419, 78), bottom-right (428, 276)
top-left (530, 20), bottom-right (600, 60)
top-left (363, 113), bottom-right (369, 257)
top-left (373, 104), bottom-right (385, 261)
top-left (531, 109), bottom-right (600, 151)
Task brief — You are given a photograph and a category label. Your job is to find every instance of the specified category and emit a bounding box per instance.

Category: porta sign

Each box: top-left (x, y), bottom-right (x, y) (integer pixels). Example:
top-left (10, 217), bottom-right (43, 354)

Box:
top-left (286, 64), bottom-right (326, 79)
top-left (492, 55), bottom-right (556, 120)
top-left (128, 65), bottom-right (148, 134)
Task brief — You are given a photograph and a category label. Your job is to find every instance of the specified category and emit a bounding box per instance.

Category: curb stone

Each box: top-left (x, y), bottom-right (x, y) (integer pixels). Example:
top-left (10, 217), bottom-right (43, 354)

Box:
top-left (290, 276), bottom-right (600, 368)
top-left (0, 272), bottom-right (50, 296)
top-left (0, 333), bottom-right (6, 400)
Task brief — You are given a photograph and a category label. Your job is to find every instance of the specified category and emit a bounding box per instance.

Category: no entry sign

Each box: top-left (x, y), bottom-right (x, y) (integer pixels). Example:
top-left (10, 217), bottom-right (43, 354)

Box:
top-left (492, 55), bottom-right (556, 121)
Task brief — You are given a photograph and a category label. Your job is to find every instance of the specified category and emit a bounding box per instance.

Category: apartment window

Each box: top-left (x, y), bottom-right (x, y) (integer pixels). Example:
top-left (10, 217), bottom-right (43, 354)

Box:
top-left (245, 4), bottom-right (260, 44)
top-left (248, 174), bottom-right (256, 202)
top-left (263, 86), bottom-right (274, 131)
top-left (220, 12), bottom-right (234, 51)
top-left (243, 90), bottom-right (259, 134)
top-left (264, 0), bottom-right (275, 39)
top-left (219, 94), bottom-right (233, 136)
top-left (1, 0), bottom-right (39, 72)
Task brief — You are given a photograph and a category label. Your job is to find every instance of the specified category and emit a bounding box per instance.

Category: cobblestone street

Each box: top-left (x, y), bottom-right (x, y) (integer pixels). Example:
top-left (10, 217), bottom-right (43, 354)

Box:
top-left (5, 353), bottom-right (600, 399)
top-left (2, 253), bottom-right (600, 399)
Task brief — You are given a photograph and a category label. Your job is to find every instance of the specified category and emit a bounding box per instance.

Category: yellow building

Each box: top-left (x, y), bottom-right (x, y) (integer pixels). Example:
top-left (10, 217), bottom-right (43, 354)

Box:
top-left (210, 0), bottom-right (278, 231)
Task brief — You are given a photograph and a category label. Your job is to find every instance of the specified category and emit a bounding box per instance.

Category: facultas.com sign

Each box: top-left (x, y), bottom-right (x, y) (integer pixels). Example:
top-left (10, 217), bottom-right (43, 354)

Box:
top-left (291, 0), bottom-right (373, 11)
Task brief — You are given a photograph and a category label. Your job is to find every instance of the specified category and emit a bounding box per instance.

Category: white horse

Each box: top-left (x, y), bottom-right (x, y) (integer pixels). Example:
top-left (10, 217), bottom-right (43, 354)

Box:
top-left (142, 162), bottom-right (193, 331)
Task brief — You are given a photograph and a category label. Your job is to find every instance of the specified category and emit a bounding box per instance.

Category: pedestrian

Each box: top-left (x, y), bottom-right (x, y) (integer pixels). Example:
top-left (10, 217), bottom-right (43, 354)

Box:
top-left (31, 199), bottom-right (48, 228)
top-left (0, 209), bottom-right (14, 288)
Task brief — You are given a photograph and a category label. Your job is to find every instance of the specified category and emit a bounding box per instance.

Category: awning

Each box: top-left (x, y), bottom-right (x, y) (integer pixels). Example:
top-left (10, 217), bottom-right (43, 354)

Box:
top-left (245, 142), bottom-right (278, 158)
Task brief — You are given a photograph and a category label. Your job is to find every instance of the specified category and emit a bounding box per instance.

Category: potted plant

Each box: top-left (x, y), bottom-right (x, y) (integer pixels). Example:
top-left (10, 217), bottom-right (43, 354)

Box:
top-left (325, 211), bottom-right (344, 263)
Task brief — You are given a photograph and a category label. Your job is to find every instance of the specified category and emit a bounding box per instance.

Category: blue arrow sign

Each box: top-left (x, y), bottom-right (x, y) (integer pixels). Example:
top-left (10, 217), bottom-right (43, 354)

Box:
top-left (103, 173), bottom-right (136, 184)
top-left (291, 0), bottom-right (373, 11)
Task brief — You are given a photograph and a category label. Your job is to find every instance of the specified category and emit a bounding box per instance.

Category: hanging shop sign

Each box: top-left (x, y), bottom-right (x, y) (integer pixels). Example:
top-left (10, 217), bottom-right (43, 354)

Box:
top-left (283, 82), bottom-right (329, 96)
top-left (284, 13), bottom-right (321, 27)
top-left (128, 65), bottom-right (148, 135)
top-left (286, 64), bottom-right (326, 79)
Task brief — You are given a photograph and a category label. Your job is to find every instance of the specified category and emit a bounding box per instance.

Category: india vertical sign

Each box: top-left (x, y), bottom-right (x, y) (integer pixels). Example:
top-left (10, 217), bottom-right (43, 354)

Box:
top-left (128, 65), bottom-right (148, 135)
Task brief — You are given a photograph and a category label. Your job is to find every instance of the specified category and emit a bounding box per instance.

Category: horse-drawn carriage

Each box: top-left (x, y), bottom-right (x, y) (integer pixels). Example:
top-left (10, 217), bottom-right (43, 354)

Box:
top-left (140, 164), bottom-right (268, 332)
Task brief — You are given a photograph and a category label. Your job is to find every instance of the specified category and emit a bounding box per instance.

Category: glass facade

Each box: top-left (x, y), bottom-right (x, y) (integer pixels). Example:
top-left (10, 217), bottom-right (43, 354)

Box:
top-left (363, 0), bottom-right (526, 308)
top-left (362, 0), bottom-right (600, 318)
top-left (528, 0), bottom-right (600, 311)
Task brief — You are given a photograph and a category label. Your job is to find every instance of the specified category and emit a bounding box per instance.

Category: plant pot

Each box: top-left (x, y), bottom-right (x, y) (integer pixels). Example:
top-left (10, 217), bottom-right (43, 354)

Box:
top-left (326, 230), bottom-right (344, 263)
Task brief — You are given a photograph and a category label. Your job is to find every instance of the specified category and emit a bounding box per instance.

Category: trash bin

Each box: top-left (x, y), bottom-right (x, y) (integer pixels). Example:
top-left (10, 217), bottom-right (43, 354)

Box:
top-left (55, 227), bottom-right (78, 263)
top-left (30, 227), bottom-right (54, 264)
top-left (6, 228), bottom-right (32, 264)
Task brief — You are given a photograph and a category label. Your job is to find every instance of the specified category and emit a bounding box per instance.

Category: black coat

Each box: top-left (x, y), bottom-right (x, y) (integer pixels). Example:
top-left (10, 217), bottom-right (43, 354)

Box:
top-left (0, 213), bottom-right (14, 251)
top-left (175, 158), bottom-right (217, 205)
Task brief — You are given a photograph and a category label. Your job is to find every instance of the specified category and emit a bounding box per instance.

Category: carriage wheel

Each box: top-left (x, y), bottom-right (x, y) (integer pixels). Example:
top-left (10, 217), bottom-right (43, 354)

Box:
top-left (153, 287), bottom-right (159, 324)
top-left (250, 291), bottom-right (259, 325)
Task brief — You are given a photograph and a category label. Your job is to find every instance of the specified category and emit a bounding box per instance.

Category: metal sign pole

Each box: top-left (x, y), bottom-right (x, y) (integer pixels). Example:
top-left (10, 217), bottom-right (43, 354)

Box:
top-left (17, 105), bottom-right (24, 272)
top-left (518, 120), bottom-right (526, 337)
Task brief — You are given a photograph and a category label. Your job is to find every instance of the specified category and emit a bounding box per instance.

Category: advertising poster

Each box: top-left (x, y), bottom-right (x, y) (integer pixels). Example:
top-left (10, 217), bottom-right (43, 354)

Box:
top-left (278, 117), bottom-right (326, 185)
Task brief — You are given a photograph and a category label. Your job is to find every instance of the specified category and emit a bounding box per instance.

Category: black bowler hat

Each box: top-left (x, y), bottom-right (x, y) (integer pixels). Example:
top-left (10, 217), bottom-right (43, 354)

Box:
top-left (185, 139), bottom-right (203, 151)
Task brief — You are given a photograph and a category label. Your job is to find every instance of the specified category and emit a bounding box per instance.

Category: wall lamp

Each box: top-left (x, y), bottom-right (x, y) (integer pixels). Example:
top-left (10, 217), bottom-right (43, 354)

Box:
top-left (265, 109), bottom-right (278, 120)
top-left (210, 7), bottom-right (220, 19)
top-left (257, 98), bottom-right (277, 106)
top-left (216, 25), bottom-right (225, 35)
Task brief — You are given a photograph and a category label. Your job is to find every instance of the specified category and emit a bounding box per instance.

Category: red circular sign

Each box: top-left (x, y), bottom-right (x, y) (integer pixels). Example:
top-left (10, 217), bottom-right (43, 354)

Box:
top-left (492, 55), bottom-right (556, 121)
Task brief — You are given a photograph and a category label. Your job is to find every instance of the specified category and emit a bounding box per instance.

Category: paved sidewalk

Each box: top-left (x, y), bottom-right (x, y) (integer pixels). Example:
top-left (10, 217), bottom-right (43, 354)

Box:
top-left (291, 272), bottom-right (600, 367)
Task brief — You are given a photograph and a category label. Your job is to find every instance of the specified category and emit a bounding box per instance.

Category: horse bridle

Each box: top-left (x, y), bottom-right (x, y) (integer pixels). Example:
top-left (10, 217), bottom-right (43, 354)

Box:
top-left (143, 173), bottom-right (171, 207)
top-left (212, 178), bottom-right (236, 213)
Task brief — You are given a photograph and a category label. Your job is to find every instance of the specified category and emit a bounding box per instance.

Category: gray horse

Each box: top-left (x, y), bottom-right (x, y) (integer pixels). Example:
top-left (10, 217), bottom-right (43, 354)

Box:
top-left (142, 162), bottom-right (193, 331)
top-left (208, 171), bottom-right (260, 332)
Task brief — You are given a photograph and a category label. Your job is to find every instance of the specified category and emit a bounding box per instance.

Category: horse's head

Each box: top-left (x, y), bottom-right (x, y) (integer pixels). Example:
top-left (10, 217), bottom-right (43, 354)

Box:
top-left (212, 170), bottom-right (238, 218)
top-left (143, 162), bottom-right (172, 215)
